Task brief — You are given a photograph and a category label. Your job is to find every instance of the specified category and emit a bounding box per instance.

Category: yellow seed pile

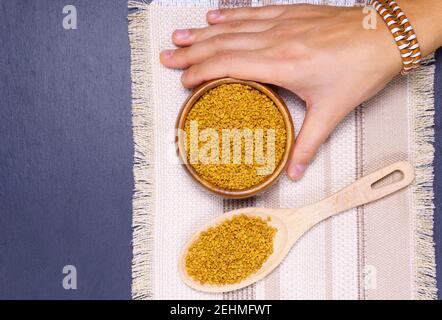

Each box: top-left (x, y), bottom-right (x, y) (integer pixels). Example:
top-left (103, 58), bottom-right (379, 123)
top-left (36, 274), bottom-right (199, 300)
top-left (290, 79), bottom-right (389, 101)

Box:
top-left (184, 83), bottom-right (287, 190)
top-left (185, 214), bottom-right (277, 285)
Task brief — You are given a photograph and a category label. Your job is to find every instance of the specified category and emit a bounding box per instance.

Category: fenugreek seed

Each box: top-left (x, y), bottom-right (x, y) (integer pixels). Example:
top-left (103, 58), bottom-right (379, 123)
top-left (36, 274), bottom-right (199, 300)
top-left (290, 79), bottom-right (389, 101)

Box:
top-left (184, 83), bottom-right (287, 190)
top-left (185, 214), bottom-right (277, 285)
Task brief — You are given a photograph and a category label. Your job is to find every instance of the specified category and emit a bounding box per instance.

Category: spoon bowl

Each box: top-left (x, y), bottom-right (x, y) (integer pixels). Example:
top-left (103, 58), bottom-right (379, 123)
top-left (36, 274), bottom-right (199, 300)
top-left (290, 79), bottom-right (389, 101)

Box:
top-left (179, 208), bottom-right (290, 293)
top-left (179, 161), bottom-right (415, 293)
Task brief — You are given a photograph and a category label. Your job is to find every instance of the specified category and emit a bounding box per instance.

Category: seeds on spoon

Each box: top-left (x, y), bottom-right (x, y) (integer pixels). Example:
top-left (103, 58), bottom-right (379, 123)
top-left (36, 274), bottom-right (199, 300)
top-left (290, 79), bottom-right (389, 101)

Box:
top-left (185, 214), bottom-right (277, 285)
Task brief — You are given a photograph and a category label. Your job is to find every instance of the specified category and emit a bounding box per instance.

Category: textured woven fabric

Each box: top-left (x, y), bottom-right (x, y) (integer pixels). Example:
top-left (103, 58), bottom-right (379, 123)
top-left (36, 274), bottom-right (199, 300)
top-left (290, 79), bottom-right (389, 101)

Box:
top-left (129, 0), bottom-right (437, 300)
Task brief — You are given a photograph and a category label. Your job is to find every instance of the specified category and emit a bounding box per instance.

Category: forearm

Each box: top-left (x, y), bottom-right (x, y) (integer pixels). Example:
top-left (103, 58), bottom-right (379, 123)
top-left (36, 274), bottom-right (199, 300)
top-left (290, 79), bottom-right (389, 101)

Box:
top-left (398, 0), bottom-right (442, 57)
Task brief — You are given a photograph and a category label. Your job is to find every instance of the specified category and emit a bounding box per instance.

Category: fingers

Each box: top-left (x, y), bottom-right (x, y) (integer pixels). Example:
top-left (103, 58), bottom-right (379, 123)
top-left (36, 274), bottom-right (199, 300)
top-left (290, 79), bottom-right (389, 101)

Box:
top-left (180, 49), bottom-right (282, 88)
top-left (172, 20), bottom-right (275, 46)
top-left (206, 6), bottom-right (287, 24)
top-left (286, 106), bottom-right (338, 181)
top-left (161, 33), bottom-right (273, 69)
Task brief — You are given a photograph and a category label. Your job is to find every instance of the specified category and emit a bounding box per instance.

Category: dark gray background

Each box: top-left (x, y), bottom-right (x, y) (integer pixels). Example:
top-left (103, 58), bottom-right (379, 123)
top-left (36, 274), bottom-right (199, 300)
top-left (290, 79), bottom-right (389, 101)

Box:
top-left (0, 0), bottom-right (440, 299)
top-left (0, 0), bottom-right (132, 299)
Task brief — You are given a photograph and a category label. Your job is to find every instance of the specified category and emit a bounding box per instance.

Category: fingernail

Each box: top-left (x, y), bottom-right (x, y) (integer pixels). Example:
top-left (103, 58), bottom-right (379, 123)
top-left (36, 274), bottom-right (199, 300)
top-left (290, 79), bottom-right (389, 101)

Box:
top-left (207, 10), bottom-right (223, 21)
top-left (288, 164), bottom-right (306, 181)
top-left (161, 50), bottom-right (174, 59)
top-left (174, 29), bottom-right (190, 40)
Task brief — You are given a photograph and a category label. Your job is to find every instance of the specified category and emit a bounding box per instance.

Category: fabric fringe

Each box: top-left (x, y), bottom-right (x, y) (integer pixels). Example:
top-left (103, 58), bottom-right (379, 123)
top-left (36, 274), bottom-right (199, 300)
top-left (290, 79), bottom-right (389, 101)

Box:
top-left (131, 0), bottom-right (218, 7)
top-left (408, 57), bottom-right (438, 300)
top-left (129, 0), bottom-right (367, 8)
top-left (129, 1), bottom-right (155, 300)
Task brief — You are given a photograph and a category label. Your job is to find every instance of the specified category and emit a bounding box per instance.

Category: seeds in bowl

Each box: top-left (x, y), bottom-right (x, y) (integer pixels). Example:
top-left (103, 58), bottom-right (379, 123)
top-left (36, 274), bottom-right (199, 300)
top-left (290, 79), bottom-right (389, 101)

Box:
top-left (185, 214), bottom-right (277, 285)
top-left (183, 83), bottom-right (287, 191)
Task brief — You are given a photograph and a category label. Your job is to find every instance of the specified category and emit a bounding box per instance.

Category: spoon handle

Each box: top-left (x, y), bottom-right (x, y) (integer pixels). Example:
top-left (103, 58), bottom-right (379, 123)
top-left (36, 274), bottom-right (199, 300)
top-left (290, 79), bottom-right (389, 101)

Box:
top-left (288, 161), bottom-right (415, 229)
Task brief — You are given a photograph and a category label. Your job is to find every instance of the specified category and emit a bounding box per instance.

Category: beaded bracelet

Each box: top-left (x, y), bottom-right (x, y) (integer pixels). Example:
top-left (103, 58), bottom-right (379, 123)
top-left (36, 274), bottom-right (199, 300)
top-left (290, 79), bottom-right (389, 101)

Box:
top-left (384, 0), bottom-right (421, 73)
top-left (369, 0), bottom-right (422, 74)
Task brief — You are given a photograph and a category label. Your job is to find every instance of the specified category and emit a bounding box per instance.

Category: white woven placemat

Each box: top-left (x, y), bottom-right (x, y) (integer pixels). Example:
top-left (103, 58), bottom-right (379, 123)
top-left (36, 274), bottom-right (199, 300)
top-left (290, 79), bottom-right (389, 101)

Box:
top-left (129, 0), bottom-right (437, 300)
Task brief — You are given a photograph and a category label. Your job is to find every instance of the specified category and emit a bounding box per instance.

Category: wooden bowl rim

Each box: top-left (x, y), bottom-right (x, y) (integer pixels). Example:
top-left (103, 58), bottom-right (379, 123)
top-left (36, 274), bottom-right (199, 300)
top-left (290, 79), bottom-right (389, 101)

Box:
top-left (176, 78), bottom-right (295, 199)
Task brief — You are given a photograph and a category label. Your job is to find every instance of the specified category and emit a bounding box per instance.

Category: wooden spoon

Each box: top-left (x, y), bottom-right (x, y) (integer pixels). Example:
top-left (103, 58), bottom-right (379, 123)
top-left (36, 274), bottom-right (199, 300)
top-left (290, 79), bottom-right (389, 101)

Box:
top-left (179, 161), bottom-right (415, 293)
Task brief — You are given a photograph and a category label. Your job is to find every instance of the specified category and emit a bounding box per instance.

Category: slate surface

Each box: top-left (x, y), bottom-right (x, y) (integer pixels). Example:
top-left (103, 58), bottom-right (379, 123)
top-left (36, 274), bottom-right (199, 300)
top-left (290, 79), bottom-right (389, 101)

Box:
top-left (0, 0), bottom-right (440, 299)
top-left (0, 0), bottom-right (133, 299)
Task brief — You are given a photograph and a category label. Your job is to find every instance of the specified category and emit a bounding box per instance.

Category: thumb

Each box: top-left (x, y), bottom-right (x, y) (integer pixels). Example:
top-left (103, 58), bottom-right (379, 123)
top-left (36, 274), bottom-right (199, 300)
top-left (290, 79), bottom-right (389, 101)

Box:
top-left (286, 107), bottom-right (336, 181)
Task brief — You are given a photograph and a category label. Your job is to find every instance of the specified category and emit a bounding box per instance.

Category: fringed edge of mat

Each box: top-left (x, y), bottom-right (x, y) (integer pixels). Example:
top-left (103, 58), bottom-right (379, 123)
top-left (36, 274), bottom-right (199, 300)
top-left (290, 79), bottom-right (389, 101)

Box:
top-left (129, 0), bottom-right (367, 8)
top-left (409, 54), bottom-right (438, 300)
top-left (130, 0), bottom-right (219, 7)
top-left (129, 1), bottom-right (155, 300)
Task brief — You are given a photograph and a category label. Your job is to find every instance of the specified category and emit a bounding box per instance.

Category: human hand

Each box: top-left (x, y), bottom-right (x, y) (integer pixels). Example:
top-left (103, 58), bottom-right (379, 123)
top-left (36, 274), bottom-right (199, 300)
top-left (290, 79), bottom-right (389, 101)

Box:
top-left (160, 2), bottom-right (441, 180)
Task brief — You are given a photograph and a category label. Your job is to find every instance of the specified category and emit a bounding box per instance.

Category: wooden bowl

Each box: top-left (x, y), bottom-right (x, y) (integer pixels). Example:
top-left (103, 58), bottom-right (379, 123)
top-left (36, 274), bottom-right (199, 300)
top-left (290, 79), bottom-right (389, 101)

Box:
top-left (176, 78), bottom-right (295, 199)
